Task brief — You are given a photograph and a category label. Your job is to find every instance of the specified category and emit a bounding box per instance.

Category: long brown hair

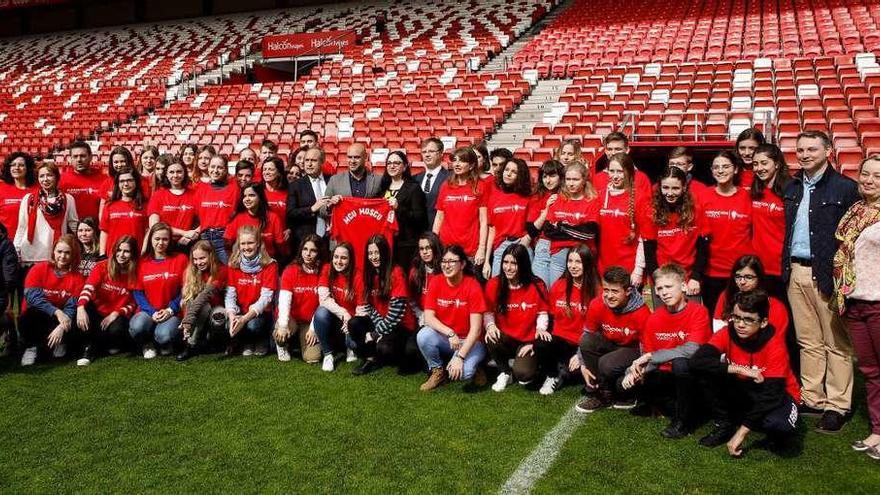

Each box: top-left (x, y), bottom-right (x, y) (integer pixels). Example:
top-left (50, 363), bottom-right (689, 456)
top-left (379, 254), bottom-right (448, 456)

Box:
top-left (108, 235), bottom-right (139, 285)
top-left (652, 167), bottom-right (696, 230)
top-left (562, 244), bottom-right (599, 318)
top-left (328, 242), bottom-right (357, 303)
top-left (447, 147), bottom-right (481, 193)
top-left (606, 152), bottom-right (637, 243)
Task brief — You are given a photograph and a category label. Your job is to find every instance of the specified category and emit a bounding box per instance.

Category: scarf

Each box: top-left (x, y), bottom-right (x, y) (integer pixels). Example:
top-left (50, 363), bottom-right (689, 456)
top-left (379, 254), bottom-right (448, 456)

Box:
top-left (240, 253), bottom-right (262, 274)
top-left (832, 199), bottom-right (880, 314)
top-left (27, 190), bottom-right (66, 244)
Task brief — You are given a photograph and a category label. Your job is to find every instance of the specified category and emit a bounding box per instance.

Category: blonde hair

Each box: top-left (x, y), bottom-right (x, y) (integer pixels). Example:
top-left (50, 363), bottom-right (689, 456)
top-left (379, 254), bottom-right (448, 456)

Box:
top-left (228, 225), bottom-right (273, 268)
top-left (182, 240), bottom-right (222, 305)
top-left (562, 162), bottom-right (597, 200)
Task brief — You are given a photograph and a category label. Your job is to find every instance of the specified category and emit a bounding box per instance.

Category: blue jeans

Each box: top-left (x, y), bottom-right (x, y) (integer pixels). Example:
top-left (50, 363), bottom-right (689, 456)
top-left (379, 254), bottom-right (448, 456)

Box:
top-left (201, 228), bottom-right (228, 265)
top-left (491, 239), bottom-right (534, 278)
top-left (533, 239), bottom-right (552, 287)
top-left (548, 247), bottom-right (570, 288)
top-left (313, 306), bottom-right (347, 356)
top-left (416, 326), bottom-right (487, 380)
top-left (129, 311), bottom-right (181, 347)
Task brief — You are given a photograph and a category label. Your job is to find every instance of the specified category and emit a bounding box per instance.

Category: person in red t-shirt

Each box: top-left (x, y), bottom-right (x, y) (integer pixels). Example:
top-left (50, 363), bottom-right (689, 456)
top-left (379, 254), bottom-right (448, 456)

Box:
top-left (433, 147), bottom-right (488, 266)
top-left (196, 155), bottom-right (239, 264)
top-left (750, 144), bottom-right (791, 300)
top-left (176, 240), bottom-right (228, 361)
top-left (261, 157), bottom-right (291, 249)
top-left (0, 152), bottom-right (37, 236)
top-left (407, 232), bottom-right (444, 333)
top-left (224, 225), bottom-right (278, 357)
top-left (597, 153), bottom-right (648, 283)
top-left (642, 167), bottom-right (709, 303)
top-left (484, 244), bottom-right (550, 392)
top-left (147, 159), bottom-right (199, 250)
top-left (734, 127), bottom-right (766, 189)
top-left (484, 158), bottom-right (535, 279)
top-left (60, 141), bottom-right (105, 225)
top-left (100, 170), bottom-right (148, 256)
top-left (348, 234), bottom-right (419, 375)
top-left (224, 183), bottom-right (285, 258)
top-left (691, 290), bottom-right (800, 457)
top-left (129, 223), bottom-right (188, 359)
top-left (275, 234), bottom-right (324, 364)
top-left (666, 146), bottom-right (710, 207)
top-left (417, 244), bottom-right (488, 391)
top-left (75, 236), bottom-right (138, 365)
top-left (98, 146), bottom-right (151, 220)
top-left (540, 244), bottom-right (600, 395)
top-left (593, 133), bottom-right (653, 202)
top-left (313, 242), bottom-right (363, 372)
top-left (701, 151), bottom-right (754, 313)
top-left (622, 263), bottom-right (711, 439)
top-left (19, 235), bottom-right (85, 366)
top-left (712, 255), bottom-right (790, 340)
top-left (575, 266), bottom-right (651, 413)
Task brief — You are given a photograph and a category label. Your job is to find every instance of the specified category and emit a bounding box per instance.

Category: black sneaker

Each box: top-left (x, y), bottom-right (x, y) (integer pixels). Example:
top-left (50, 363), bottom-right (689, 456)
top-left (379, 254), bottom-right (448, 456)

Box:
top-left (352, 359), bottom-right (380, 376)
top-left (799, 403), bottom-right (824, 417)
top-left (176, 345), bottom-right (196, 362)
top-left (815, 410), bottom-right (847, 434)
top-left (575, 394), bottom-right (611, 413)
top-left (699, 423), bottom-right (735, 447)
top-left (661, 420), bottom-right (690, 439)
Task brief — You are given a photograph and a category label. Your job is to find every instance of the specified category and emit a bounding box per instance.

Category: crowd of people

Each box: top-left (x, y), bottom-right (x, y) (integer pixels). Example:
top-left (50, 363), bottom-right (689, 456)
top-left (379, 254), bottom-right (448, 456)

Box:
top-left (1, 127), bottom-right (879, 460)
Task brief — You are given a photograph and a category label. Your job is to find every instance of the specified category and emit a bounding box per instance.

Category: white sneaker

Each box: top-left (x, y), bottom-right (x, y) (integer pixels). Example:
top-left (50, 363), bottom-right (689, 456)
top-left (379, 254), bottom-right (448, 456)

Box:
top-left (254, 340), bottom-right (269, 357)
top-left (539, 377), bottom-right (559, 396)
top-left (322, 353), bottom-right (335, 372)
top-left (142, 345), bottom-right (157, 360)
top-left (52, 343), bottom-right (67, 358)
top-left (346, 349), bottom-right (357, 363)
top-left (492, 372), bottom-right (512, 392)
top-left (242, 344), bottom-right (254, 357)
top-left (276, 345), bottom-right (291, 362)
top-left (21, 346), bottom-right (37, 366)
top-left (76, 357), bottom-right (91, 367)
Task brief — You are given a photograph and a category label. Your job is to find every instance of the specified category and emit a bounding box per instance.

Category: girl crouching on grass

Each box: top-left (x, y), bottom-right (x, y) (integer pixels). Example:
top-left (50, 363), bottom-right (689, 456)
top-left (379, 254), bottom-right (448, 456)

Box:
top-left (224, 225), bottom-right (277, 357)
top-left (275, 234), bottom-right (324, 363)
top-left (313, 242), bottom-right (362, 371)
top-left (176, 240), bottom-right (228, 361)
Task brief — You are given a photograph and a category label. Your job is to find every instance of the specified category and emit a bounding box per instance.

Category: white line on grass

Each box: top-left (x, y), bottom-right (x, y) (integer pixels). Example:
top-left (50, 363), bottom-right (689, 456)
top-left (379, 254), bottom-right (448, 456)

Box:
top-left (499, 404), bottom-right (585, 495)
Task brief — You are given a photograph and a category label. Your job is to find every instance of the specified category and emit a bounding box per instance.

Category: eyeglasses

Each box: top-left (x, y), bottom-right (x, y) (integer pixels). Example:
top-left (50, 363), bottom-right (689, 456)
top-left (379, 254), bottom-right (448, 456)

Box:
top-left (734, 274), bottom-right (758, 281)
top-left (386, 160), bottom-right (405, 165)
top-left (729, 314), bottom-right (760, 325)
top-left (440, 258), bottom-right (461, 265)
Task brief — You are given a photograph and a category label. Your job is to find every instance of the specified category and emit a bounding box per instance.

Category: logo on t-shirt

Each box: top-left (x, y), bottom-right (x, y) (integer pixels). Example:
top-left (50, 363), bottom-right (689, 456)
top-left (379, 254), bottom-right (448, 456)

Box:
top-left (109, 211), bottom-right (144, 220)
top-left (599, 208), bottom-right (627, 218)
top-left (603, 324), bottom-right (633, 336)
top-left (99, 281), bottom-right (129, 295)
top-left (437, 297), bottom-right (467, 309)
top-left (237, 276), bottom-right (261, 286)
top-left (654, 330), bottom-right (687, 342)
top-left (143, 272), bottom-right (177, 282)
top-left (201, 200), bottom-right (230, 208)
top-left (492, 204), bottom-right (526, 215)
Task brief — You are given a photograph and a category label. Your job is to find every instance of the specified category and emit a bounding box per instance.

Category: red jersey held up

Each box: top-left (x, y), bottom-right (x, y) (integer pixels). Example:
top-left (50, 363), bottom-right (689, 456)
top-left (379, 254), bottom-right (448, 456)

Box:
top-left (330, 197), bottom-right (398, 268)
top-left (702, 188), bottom-right (754, 278)
top-left (548, 278), bottom-right (591, 345)
top-left (227, 261), bottom-right (278, 314)
top-left (584, 297), bottom-right (651, 346)
top-left (484, 277), bottom-right (549, 342)
top-left (424, 275), bottom-right (487, 337)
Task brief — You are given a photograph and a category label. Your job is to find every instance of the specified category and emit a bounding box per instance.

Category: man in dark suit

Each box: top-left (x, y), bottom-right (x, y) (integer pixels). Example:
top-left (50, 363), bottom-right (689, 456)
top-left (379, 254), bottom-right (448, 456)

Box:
top-left (287, 147), bottom-right (331, 248)
top-left (412, 136), bottom-right (449, 228)
top-left (321, 143), bottom-right (383, 217)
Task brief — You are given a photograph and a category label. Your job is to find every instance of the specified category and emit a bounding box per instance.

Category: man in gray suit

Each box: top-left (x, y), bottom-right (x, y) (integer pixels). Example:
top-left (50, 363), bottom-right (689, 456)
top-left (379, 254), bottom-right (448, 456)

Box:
top-left (322, 142), bottom-right (383, 218)
top-left (412, 136), bottom-right (449, 227)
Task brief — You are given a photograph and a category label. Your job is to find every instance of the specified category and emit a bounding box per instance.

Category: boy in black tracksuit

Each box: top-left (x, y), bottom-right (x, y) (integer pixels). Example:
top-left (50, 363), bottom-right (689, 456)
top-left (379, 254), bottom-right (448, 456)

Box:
top-left (690, 290), bottom-right (800, 457)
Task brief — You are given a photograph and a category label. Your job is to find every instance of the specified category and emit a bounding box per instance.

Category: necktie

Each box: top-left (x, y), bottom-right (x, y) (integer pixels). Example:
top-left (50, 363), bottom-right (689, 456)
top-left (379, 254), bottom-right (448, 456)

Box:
top-left (315, 178), bottom-right (326, 236)
top-left (423, 173), bottom-right (433, 194)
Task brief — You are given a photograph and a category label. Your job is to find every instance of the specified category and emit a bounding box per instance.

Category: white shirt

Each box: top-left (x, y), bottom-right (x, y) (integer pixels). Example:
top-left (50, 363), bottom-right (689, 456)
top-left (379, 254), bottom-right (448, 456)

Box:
top-left (309, 175), bottom-right (327, 236)
top-left (14, 192), bottom-right (78, 263)
top-left (421, 165), bottom-right (441, 193)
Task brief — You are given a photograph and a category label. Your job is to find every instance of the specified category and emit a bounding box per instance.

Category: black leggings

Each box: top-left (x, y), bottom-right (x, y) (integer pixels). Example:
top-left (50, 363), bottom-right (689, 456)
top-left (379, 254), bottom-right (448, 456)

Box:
top-left (639, 358), bottom-right (695, 424)
top-left (81, 304), bottom-right (129, 353)
top-left (535, 335), bottom-right (579, 381)
top-left (348, 317), bottom-right (422, 370)
top-left (487, 333), bottom-right (539, 383)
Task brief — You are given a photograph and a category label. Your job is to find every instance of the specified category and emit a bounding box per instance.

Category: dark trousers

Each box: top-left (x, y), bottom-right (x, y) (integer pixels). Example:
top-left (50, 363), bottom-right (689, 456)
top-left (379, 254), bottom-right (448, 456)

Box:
top-left (766, 274), bottom-right (800, 376)
top-left (579, 331), bottom-right (640, 394)
top-left (312, 307), bottom-right (347, 356)
top-left (639, 358), bottom-right (694, 424)
top-left (535, 335), bottom-right (579, 382)
top-left (185, 304), bottom-right (227, 351)
top-left (20, 308), bottom-right (63, 348)
top-left (846, 299), bottom-right (880, 435)
top-left (694, 371), bottom-right (798, 435)
top-left (348, 316), bottom-right (423, 370)
top-left (486, 333), bottom-right (539, 383)
top-left (702, 276), bottom-right (728, 316)
top-left (81, 304), bottom-right (129, 353)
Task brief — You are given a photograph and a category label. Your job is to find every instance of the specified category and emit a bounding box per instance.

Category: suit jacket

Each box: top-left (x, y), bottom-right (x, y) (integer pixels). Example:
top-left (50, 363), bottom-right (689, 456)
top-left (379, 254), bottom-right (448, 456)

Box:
top-left (320, 171), bottom-right (383, 219)
top-left (288, 174), bottom-right (330, 246)
top-left (412, 166), bottom-right (449, 228)
top-left (390, 180), bottom-right (428, 248)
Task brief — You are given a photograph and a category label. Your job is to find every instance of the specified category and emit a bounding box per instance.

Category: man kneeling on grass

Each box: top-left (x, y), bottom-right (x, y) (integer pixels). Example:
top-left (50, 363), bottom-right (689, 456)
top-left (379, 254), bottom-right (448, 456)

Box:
top-left (575, 266), bottom-right (651, 413)
top-left (690, 290), bottom-right (800, 458)
top-left (620, 263), bottom-right (711, 439)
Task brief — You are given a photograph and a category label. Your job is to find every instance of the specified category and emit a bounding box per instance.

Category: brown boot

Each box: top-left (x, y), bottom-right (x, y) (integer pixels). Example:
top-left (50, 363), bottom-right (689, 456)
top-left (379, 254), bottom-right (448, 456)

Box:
top-left (472, 366), bottom-right (488, 387)
top-left (420, 367), bottom-right (448, 391)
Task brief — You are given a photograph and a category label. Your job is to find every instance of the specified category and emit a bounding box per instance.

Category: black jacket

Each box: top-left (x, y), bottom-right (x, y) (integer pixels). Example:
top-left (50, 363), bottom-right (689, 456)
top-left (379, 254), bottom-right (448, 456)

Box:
top-left (413, 166), bottom-right (449, 228)
top-left (782, 166), bottom-right (859, 296)
top-left (0, 224), bottom-right (19, 302)
top-left (388, 180), bottom-right (428, 249)
top-left (287, 174), bottom-right (331, 248)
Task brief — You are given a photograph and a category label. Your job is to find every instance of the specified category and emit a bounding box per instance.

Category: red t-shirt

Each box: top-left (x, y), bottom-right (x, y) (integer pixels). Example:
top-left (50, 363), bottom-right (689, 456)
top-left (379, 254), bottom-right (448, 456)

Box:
top-left (436, 180), bottom-right (487, 257)
top-left (484, 277), bottom-right (549, 342)
top-left (0, 183), bottom-right (35, 235)
top-left (280, 263), bottom-right (321, 323)
top-left (688, 180), bottom-right (711, 207)
top-left (147, 188), bottom-right (198, 233)
top-left (708, 327), bottom-right (800, 402)
top-left (227, 261), bottom-right (278, 314)
top-left (740, 169), bottom-right (755, 189)
top-left (487, 190), bottom-right (535, 250)
top-left (59, 169), bottom-right (105, 221)
top-left (642, 202), bottom-right (709, 278)
top-left (751, 188), bottom-right (785, 276)
top-left (596, 187), bottom-right (647, 273)
top-left (424, 275), bottom-right (487, 337)
top-left (22, 261), bottom-right (85, 314)
top-left (223, 211), bottom-right (285, 256)
top-left (713, 292), bottom-right (789, 341)
top-left (264, 186), bottom-right (288, 221)
top-left (584, 297), bottom-right (651, 346)
top-left (135, 254), bottom-right (187, 311)
top-left (703, 188), bottom-right (753, 278)
top-left (100, 200), bottom-right (148, 253)
top-left (318, 264), bottom-right (364, 315)
top-left (195, 182), bottom-right (239, 229)
top-left (76, 260), bottom-right (135, 317)
top-left (594, 169), bottom-right (652, 200)
top-left (545, 194), bottom-right (599, 252)
top-left (101, 176), bottom-right (152, 202)
top-left (642, 301), bottom-right (711, 371)
top-left (361, 266), bottom-right (416, 330)
top-left (330, 197), bottom-right (398, 268)
top-left (548, 278), bottom-right (591, 345)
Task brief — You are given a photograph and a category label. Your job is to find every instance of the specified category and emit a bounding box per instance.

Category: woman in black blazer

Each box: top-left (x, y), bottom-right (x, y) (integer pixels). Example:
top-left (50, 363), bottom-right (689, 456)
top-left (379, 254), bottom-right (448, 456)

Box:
top-left (381, 151), bottom-right (428, 271)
